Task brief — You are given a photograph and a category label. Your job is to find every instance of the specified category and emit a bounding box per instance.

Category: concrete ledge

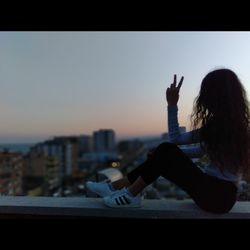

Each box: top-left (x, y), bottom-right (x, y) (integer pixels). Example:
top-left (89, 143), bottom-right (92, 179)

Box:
top-left (0, 197), bottom-right (250, 219)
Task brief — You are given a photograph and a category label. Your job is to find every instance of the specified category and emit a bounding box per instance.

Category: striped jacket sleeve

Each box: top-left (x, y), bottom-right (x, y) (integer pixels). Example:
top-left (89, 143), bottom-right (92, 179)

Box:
top-left (167, 105), bottom-right (203, 157)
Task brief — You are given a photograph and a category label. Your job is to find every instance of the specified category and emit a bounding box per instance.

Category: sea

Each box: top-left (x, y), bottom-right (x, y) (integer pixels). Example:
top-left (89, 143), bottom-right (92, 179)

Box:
top-left (0, 143), bottom-right (35, 154)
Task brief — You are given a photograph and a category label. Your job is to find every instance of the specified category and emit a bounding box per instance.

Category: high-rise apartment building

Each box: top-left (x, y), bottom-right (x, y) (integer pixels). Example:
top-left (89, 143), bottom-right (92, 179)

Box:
top-left (0, 151), bottom-right (23, 195)
top-left (93, 129), bottom-right (116, 153)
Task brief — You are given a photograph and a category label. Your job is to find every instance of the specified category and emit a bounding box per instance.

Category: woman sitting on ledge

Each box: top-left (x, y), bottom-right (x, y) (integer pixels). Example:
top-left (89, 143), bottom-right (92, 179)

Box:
top-left (86, 68), bottom-right (250, 214)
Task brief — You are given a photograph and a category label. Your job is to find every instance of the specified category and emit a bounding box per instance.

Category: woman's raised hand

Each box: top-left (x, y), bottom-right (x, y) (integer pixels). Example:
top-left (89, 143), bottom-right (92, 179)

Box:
top-left (166, 74), bottom-right (184, 106)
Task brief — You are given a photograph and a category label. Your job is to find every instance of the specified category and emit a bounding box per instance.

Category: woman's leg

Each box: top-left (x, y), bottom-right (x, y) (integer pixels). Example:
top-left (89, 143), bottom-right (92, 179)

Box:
top-left (110, 152), bottom-right (158, 189)
top-left (124, 142), bottom-right (237, 213)
top-left (111, 177), bottom-right (131, 189)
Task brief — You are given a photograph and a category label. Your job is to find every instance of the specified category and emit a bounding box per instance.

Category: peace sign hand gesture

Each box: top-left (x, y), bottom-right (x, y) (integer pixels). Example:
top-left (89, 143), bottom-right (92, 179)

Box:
top-left (166, 74), bottom-right (184, 106)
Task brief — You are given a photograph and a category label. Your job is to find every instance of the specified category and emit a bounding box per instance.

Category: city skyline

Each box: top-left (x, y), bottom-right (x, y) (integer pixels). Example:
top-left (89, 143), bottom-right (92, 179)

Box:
top-left (1, 32), bottom-right (250, 143)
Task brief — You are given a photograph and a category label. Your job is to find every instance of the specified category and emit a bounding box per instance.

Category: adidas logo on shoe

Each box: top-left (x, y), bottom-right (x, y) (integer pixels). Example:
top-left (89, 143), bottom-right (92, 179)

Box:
top-left (103, 188), bottom-right (142, 208)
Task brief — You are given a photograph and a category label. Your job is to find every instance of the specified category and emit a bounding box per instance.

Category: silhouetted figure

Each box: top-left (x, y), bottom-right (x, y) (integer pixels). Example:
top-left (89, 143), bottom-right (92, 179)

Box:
top-left (86, 69), bottom-right (250, 213)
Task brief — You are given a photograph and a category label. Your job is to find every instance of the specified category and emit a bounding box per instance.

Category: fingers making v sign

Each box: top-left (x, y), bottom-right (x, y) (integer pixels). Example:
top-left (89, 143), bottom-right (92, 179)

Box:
top-left (166, 74), bottom-right (184, 106)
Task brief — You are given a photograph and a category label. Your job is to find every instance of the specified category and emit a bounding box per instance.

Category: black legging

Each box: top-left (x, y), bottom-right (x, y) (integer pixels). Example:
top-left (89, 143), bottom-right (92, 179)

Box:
top-left (127, 142), bottom-right (238, 213)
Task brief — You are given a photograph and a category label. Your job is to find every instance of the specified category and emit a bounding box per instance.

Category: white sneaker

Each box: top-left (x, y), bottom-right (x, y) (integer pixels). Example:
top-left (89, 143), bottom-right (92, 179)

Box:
top-left (85, 181), bottom-right (115, 197)
top-left (103, 188), bottom-right (142, 208)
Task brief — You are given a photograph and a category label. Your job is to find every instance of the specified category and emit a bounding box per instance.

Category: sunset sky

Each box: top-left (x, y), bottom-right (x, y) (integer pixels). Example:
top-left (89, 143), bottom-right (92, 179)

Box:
top-left (0, 31), bottom-right (250, 143)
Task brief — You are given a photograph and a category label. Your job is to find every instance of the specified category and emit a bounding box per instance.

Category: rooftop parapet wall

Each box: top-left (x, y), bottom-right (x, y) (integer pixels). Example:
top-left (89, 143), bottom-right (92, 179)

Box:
top-left (0, 197), bottom-right (249, 219)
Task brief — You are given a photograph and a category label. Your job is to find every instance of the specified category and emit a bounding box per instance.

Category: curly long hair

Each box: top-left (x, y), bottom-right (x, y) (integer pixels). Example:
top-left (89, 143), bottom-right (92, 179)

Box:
top-left (191, 68), bottom-right (250, 176)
